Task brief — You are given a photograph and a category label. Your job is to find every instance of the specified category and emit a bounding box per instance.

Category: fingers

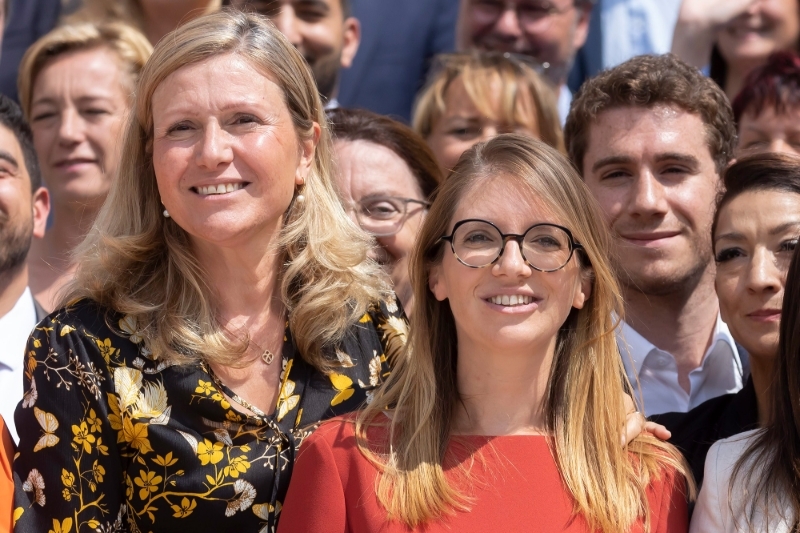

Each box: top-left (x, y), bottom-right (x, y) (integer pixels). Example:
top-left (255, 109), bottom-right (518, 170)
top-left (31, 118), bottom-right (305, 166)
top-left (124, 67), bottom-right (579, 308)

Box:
top-left (645, 421), bottom-right (672, 442)
top-left (621, 410), bottom-right (646, 447)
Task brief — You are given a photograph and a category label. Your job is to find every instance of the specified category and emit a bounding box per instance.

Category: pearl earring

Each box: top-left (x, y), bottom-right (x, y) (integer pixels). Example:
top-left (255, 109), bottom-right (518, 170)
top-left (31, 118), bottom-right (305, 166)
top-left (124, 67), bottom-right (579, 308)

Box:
top-left (163, 209), bottom-right (170, 218)
top-left (296, 193), bottom-right (305, 203)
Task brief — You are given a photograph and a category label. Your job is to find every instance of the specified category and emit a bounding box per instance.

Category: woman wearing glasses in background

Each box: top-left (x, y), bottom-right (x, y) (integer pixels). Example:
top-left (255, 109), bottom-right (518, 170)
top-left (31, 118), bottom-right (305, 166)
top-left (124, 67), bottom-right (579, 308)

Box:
top-left (278, 134), bottom-right (692, 533)
top-left (329, 108), bottom-right (441, 313)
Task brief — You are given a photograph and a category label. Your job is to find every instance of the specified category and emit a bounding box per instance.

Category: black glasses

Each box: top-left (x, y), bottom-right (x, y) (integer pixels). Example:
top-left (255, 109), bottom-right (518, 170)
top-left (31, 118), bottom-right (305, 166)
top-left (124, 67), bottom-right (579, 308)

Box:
top-left (470, 0), bottom-right (575, 32)
top-left (440, 219), bottom-right (583, 271)
top-left (351, 195), bottom-right (430, 237)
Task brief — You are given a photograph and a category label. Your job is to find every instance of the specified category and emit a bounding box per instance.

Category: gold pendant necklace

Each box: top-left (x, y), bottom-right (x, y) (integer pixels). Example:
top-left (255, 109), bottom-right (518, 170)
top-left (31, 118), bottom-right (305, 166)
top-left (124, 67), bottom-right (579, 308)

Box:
top-left (260, 349), bottom-right (275, 365)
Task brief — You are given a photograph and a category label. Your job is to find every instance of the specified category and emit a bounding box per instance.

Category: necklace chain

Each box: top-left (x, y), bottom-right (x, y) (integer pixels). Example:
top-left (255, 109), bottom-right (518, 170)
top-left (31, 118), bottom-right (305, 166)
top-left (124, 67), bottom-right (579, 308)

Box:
top-left (223, 324), bottom-right (277, 365)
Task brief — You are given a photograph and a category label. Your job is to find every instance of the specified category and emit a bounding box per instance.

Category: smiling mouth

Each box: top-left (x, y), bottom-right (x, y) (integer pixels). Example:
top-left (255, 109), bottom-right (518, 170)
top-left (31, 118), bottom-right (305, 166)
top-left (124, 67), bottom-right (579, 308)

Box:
top-left (487, 295), bottom-right (536, 307)
top-left (191, 183), bottom-right (248, 196)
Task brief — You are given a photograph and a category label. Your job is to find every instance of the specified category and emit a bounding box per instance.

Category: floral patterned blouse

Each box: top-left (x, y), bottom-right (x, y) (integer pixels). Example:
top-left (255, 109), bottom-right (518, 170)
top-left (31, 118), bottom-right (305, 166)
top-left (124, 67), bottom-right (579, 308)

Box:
top-left (13, 297), bottom-right (407, 533)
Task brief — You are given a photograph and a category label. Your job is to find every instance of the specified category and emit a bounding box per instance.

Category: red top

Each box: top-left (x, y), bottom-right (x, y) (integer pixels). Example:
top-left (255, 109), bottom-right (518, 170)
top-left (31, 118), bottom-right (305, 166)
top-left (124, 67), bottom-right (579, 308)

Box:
top-left (278, 417), bottom-right (688, 533)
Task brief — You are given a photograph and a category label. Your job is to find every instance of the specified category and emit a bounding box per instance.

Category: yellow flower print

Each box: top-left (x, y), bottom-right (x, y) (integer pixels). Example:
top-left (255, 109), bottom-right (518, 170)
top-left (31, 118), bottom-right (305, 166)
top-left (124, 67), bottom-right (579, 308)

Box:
top-left (153, 451), bottom-right (178, 467)
top-left (197, 439), bottom-right (224, 466)
top-left (276, 379), bottom-right (300, 422)
top-left (71, 421), bottom-right (96, 453)
top-left (48, 517), bottom-right (73, 533)
top-left (61, 488), bottom-right (71, 502)
top-left (171, 497), bottom-right (197, 518)
top-left (195, 380), bottom-right (213, 395)
top-left (95, 437), bottom-right (109, 456)
top-left (59, 325), bottom-right (75, 337)
top-left (92, 460), bottom-right (105, 483)
top-left (12, 508), bottom-right (23, 526)
top-left (86, 409), bottom-right (101, 433)
top-left (210, 392), bottom-right (231, 410)
top-left (132, 381), bottom-right (168, 419)
top-left (94, 338), bottom-right (118, 363)
top-left (60, 469), bottom-right (74, 488)
top-left (122, 418), bottom-right (153, 455)
top-left (114, 367), bottom-right (143, 409)
top-left (225, 455), bottom-right (251, 478)
top-left (134, 470), bottom-right (163, 500)
top-left (330, 373), bottom-right (355, 406)
top-left (359, 313), bottom-right (372, 323)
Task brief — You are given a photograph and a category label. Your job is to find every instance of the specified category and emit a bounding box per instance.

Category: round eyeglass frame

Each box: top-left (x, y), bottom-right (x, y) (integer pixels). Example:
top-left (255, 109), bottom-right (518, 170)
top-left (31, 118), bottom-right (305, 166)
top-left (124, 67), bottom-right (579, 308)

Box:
top-left (353, 196), bottom-right (431, 237)
top-left (439, 218), bottom-right (584, 272)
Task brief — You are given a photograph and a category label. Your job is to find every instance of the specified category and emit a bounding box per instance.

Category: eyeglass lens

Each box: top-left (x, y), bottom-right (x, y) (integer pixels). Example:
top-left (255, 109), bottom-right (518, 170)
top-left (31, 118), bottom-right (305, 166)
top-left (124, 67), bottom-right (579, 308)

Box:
top-left (471, 0), bottom-right (564, 29)
top-left (451, 220), bottom-right (574, 270)
top-left (356, 197), bottom-right (421, 237)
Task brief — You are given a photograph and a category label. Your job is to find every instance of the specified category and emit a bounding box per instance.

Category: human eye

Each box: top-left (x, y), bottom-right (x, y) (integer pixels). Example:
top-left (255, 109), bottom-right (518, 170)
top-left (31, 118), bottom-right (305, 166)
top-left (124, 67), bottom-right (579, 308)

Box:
top-left (446, 124), bottom-right (481, 139)
top-left (296, 1), bottom-right (328, 21)
top-left (30, 110), bottom-right (57, 122)
top-left (600, 169), bottom-right (630, 181)
top-left (460, 229), bottom-right (498, 247)
top-left (779, 238), bottom-right (799, 253)
top-left (715, 247), bottom-right (745, 263)
top-left (362, 198), bottom-right (401, 220)
top-left (518, 1), bottom-right (552, 18)
top-left (231, 113), bottom-right (262, 127)
top-left (164, 121), bottom-right (196, 138)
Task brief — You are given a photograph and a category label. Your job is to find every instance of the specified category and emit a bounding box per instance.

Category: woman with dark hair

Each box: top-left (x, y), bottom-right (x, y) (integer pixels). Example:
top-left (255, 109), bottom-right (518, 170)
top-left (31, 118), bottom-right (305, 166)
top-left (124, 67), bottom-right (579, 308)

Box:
top-left (672, 0), bottom-right (800, 99)
top-left (691, 226), bottom-right (800, 531)
top-left (654, 151), bottom-right (800, 490)
top-left (732, 50), bottom-right (800, 157)
top-left (329, 107), bottom-right (441, 313)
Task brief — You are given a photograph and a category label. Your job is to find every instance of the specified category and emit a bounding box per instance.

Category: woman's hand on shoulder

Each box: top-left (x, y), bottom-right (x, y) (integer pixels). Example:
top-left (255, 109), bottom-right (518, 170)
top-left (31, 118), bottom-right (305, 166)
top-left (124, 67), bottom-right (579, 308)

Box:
top-left (622, 393), bottom-right (671, 446)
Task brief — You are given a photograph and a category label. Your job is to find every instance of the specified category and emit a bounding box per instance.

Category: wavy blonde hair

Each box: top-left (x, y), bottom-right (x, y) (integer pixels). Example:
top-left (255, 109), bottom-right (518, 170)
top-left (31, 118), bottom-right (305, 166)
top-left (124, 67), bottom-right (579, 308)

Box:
top-left (412, 52), bottom-right (565, 155)
top-left (356, 134), bottom-right (693, 530)
top-left (17, 21), bottom-right (153, 119)
top-left (64, 10), bottom-right (389, 371)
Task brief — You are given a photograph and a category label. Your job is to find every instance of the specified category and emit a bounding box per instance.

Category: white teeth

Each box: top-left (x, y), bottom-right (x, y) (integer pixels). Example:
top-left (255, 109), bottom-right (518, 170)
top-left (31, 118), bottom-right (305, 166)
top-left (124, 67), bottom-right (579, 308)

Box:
top-left (489, 295), bottom-right (533, 306)
top-left (196, 183), bottom-right (244, 196)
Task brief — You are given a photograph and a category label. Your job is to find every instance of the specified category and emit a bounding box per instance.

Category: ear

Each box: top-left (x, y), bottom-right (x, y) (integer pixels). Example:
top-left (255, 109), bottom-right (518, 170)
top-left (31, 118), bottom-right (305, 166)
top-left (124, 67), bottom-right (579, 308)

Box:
top-left (340, 17), bottom-right (361, 69)
top-left (31, 187), bottom-right (50, 239)
top-left (296, 122), bottom-right (321, 186)
top-left (572, 266), bottom-right (593, 309)
top-left (572, 4), bottom-right (592, 51)
top-left (428, 264), bottom-right (448, 302)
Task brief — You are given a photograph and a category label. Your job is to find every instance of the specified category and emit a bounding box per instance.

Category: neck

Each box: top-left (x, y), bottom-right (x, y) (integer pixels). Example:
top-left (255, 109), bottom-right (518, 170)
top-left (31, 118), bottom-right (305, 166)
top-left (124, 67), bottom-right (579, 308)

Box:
top-left (453, 337), bottom-right (555, 436)
top-left (748, 355), bottom-right (775, 426)
top-left (0, 265), bottom-right (28, 318)
top-left (622, 264), bottom-right (719, 383)
top-left (191, 229), bottom-right (286, 340)
top-left (724, 63), bottom-right (754, 102)
top-left (36, 202), bottom-right (98, 262)
top-left (140, 0), bottom-right (216, 44)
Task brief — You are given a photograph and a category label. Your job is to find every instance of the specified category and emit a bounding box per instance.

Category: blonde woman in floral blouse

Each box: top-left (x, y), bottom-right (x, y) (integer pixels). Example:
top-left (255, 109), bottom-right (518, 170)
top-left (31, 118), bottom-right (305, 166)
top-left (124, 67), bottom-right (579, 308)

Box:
top-left (12, 11), bottom-right (406, 533)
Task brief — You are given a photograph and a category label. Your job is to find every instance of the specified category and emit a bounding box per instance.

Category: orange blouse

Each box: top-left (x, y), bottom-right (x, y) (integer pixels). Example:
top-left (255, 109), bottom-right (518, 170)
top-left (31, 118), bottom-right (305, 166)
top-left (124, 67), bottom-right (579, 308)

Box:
top-left (278, 417), bottom-right (689, 533)
top-left (0, 416), bottom-right (14, 533)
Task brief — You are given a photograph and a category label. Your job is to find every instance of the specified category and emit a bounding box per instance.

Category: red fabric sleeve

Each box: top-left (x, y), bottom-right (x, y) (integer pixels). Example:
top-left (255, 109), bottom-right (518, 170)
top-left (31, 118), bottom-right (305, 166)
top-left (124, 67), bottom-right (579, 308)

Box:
top-left (651, 465), bottom-right (689, 533)
top-left (0, 417), bottom-right (12, 533)
top-left (278, 426), bottom-right (348, 533)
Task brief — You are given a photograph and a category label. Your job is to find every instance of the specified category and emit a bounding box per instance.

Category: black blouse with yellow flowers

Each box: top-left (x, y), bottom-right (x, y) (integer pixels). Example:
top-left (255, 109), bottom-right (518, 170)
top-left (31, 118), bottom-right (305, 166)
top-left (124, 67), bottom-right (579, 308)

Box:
top-left (13, 297), bottom-right (407, 533)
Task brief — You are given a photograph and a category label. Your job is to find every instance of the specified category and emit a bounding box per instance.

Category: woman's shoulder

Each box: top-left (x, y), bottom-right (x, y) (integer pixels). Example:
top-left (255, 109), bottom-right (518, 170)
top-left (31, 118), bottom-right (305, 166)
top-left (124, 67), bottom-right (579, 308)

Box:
top-left (303, 413), bottom-right (390, 456)
top-left (707, 429), bottom-right (763, 473)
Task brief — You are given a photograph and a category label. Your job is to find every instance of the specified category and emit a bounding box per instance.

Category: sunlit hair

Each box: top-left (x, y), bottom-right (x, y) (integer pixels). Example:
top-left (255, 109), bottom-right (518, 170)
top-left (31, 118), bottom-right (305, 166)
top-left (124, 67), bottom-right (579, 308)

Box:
top-left (732, 51), bottom-right (800, 125)
top-left (412, 52), bottom-right (565, 155)
top-left (17, 21), bottom-right (153, 119)
top-left (565, 54), bottom-right (736, 175)
top-left (328, 107), bottom-right (442, 200)
top-left (713, 151), bottom-right (800, 240)
top-left (63, 10), bottom-right (389, 371)
top-left (64, 0), bottom-right (222, 40)
top-left (729, 244), bottom-right (800, 532)
top-left (356, 134), bottom-right (693, 530)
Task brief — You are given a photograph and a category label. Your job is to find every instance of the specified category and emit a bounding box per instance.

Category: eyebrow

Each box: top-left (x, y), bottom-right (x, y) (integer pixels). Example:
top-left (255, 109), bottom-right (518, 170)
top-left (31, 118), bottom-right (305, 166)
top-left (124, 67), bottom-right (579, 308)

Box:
top-left (0, 149), bottom-right (19, 171)
top-left (591, 155), bottom-right (635, 173)
top-left (714, 221), bottom-right (800, 243)
top-left (590, 153), bottom-right (701, 173)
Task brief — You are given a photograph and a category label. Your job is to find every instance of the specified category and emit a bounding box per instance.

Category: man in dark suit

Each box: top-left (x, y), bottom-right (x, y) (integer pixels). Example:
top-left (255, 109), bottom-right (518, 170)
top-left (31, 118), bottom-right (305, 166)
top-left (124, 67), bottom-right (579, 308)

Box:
top-left (337, 0), bottom-right (460, 121)
top-left (229, 0), bottom-right (361, 106)
top-left (0, 94), bottom-right (49, 441)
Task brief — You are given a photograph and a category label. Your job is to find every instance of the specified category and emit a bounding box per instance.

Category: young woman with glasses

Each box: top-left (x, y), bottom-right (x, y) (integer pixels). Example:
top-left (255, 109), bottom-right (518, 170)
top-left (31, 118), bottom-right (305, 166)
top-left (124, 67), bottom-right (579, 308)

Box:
top-left (278, 134), bottom-right (692, 533)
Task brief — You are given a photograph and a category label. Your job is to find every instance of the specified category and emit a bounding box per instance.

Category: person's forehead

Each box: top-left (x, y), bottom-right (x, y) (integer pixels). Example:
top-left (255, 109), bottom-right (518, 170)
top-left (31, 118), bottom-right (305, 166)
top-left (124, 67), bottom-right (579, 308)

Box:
top-left (0, 123), bottom-right (30, 182)
top-left (235, 0), bottom-right (342, 12)
top-left (587, 105), bottom-right (712, 159)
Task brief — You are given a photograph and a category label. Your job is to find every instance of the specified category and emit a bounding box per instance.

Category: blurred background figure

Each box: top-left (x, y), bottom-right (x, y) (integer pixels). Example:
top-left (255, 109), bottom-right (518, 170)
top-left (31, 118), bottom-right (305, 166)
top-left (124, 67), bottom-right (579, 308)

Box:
top-left (17, 22), bottom-right (152, 311)
top-left (227, 0), bottom-right (360, 107)
top-left (67, 0), bottom-right (221, 44)
top-left (691, 228), bottom-right (800, 533)
top-left (568, 0), bottom-right (682, 92)
top-left (413, 51), bottom-right (563, 177)
top-left (0, 93), bottom-right (48, 443)
top-left (337, 0), bottom-right (459, 121)
top-left (733, 50), bottom-right (800, 157)
top-left (672, 0), bottom-right (800, 100)
top-left (329, 107), bottom-right (440, 313)
top-left (456, 0), bottom-right (593, 121)
top-left (653, 152), bottom-right (800, 489)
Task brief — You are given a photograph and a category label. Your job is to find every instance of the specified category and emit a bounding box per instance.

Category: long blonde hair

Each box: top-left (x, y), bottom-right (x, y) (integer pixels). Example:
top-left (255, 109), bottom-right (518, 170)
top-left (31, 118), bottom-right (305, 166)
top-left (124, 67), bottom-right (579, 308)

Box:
top-left (17, 21), bottom-right (153, 118)
top-left (412, 52), bottom-right (565, 155)
top-left (356, 134), bottom-right (692, 530)
top-left (65, 10), bottom-right (389, 371)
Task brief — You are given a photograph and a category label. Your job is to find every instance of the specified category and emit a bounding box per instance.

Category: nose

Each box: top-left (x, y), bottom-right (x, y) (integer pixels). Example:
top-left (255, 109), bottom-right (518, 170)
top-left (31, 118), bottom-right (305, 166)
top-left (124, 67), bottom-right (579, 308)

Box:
top-left (745, 247), bottom-right (783, 294)
top-left (627, 169), bottom-right (668, 219)
top-left (195, 122), bottom-right (233, 170)
top-left (493, 238), bottom-right (531, 277)
top-left (480, 125), bottom-right (499, 142)
top-left (494, 6), bottom-right (523, 38)
top-left (57, 109), bottom-right (85, 146)
top-left (768, 139), bottom-right (793, 155)
top-left (271, 6), bottom-right (302, 48)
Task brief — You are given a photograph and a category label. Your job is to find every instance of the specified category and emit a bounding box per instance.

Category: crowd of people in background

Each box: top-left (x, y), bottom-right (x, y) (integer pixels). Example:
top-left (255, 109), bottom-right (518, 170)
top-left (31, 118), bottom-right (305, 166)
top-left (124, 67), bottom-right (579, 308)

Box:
top-left (0, 0), bottom-right (798, 532)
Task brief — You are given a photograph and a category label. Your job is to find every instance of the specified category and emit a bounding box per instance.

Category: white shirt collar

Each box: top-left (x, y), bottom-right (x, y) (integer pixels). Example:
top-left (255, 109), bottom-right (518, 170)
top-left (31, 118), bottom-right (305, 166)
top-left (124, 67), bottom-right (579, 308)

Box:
top-left (557, 85), bottom-right (572, 126)
top-left (0, 287), bottom-right (37, 371)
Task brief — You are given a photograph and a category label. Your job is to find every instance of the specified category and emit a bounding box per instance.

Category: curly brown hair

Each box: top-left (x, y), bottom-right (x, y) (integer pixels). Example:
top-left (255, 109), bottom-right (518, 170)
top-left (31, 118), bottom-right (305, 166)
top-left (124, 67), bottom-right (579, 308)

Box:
top-left (564, 54), bottom-right (736, 175)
